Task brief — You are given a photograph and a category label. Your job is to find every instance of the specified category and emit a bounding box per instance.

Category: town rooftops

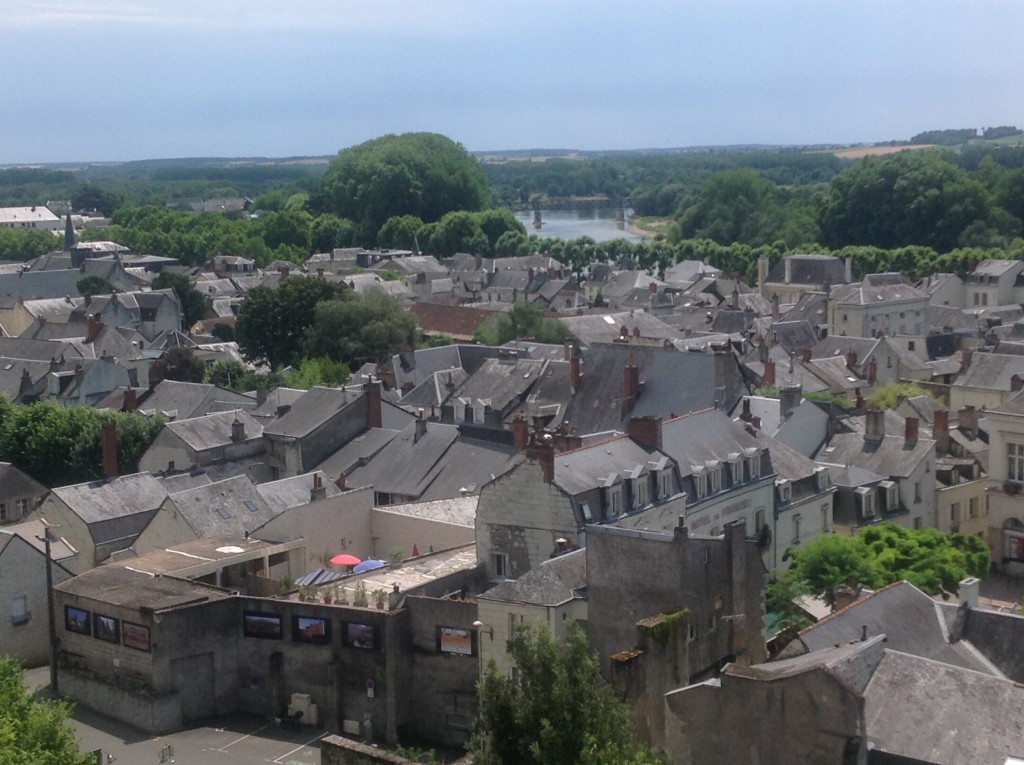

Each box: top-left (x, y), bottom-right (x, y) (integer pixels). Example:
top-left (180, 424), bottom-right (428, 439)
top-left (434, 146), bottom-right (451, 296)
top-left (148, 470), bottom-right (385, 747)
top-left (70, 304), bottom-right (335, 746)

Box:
top-left (766, 253), bottom-right (850, 286)
top-left (52, 472), bottom-right (167, 527)
top-left (831, 274), bottom-right (929, 306)
top-left (166, 475), bottom-right (277, 538)
top-left (255, 470), bottom-right (342, 512)
top-left (375, 495), bottom-right (478, 528)
top-left (262, 386), bottom-right (363, 439)
top-left (553, 433), bottom-right (666, 496)
top-left (954, 352), bottom-right (1024, 392)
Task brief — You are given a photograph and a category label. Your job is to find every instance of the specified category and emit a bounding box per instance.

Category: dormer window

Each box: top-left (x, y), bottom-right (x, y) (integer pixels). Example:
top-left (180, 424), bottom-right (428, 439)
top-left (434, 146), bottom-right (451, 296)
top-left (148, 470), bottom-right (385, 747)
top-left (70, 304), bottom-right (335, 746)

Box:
top-left (605, 485), bottom-right (622, 517)
top-left (727, 453), bottom-right (742, 487)
top-left (472, 399), bottom-right (486, 424)
top-left (879, 480), bottom-right (898, 512)
top-left (856, 486), bottom-right (877, 518)
top-left (776, 479), bottom-right (792, 504)
top-left (814, 467), bottom-right (830, 492)
top-left (691, 466), bottom-right (707, 499)
top-left (453, 398), bottom-right (467, 422)
top-left (633, 476), bottom-right (648, 508)
top-left (706, 461), bottom-right (721, 494)
top-left (744, 448), bottom-right (760, 481)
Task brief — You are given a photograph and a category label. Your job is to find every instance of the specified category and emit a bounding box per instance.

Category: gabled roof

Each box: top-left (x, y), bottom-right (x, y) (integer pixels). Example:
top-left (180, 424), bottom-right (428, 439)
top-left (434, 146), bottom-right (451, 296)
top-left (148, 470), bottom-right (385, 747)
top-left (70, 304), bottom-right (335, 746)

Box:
top-left (52, 472), bottom-right (167, 526)
top-left (451, 357), bottom-right (548, 414)
top-left (163, 409), bottom-right (263, 452)
top-left (660, 408), bottom-right (766, 479)
top-left (817, 430), bottom-right (934, 479)
top-left (408, 302), bottom-right (492, 341)
top-left (553, 434), bottom-right (665, 496)
top-left (138, 380), bottom-right (254, 420)
top-left (256, 470), bottom-right (342, 512)
top-left (262, 386), bottom-right (362, 439)
top-left (831, 274), bottom-right (929, 306)
top-left (559, 310), bottom-right (684, 348)
top-left (766, 253), bottom-right (849, 286)
top-left (167, 475), bottom-right (278, 538)
top-left (0, 461), bottom-right (47, 499)
top-left (479, 548), bottom-right (586, 606)
top-left (954, 352), bottom-right (1024, 391)
top-left (791, 581), bottom-right (991, 674)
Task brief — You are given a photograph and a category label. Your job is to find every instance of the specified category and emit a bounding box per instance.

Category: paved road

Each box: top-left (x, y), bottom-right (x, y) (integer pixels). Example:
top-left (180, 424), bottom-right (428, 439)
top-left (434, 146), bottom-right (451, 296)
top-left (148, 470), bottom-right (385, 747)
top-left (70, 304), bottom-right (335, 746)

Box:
top-left (24, 667), bottom-right (324, 765)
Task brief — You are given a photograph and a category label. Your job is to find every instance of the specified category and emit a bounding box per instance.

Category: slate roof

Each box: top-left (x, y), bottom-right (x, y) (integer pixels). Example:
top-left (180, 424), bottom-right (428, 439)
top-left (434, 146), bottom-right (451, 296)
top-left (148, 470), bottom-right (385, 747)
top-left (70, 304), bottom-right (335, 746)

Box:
top-left (0, 461), bottom-right (47, 500)
top-left (953, 352), bottom-right (1024, 392)
top-left (831, 275), bottom-right (929, 306)
top-left (790, 581), bottom-right (992, 674)
top-left (262, 386), bottom-right (363, 439)
top-left (347, 421), bottom-right (516, 501)
top-left (451, 357), bottom-right (548, 414)
top-left (52, 473), bottom-right (167, 550)
top-left (563, 343), bottom-right (741, 436)
top-left (255, 471), bottom-right (342, 512)
top-left (399, 367), bottom-right (467, 409)
top-left (478, 548), bottom-right (586, 606)
top-left (138, 380), bottom-right (254, 420)
top-left (559, 310), bottom-right (684, 348)
top-left (767, 320), bottom-right (819, 355)
top-left (782, 291), bottom-right (828, 326)
top-left (163, 409), bottom-right (262, 452)
top-left (991, 389), bottom-right (1024, 417)
top-left (864, 650), bottom-right (1024, 764)
top-left (167, 475), bottom-right (278, 538)
top-left (660, 408), bottom-right (767, 480)
top-left (553, 434), bottom-right (665, 496)
top-left (375, 495), bottom-right (478, 527)
top-left (0, 269), bottom-right (86, 300)
top-left (817, 430), bottom-right (934, 479)
top-left (954, 607), bottom-right (1024, 683)
top-left (313, 427), bottom-right (401, 479)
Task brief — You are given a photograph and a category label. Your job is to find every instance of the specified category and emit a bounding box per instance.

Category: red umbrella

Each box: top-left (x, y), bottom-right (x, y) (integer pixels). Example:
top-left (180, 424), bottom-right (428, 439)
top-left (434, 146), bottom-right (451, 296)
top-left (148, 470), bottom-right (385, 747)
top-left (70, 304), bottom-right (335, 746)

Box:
top-left (330, 553), bottom-right (361, 566)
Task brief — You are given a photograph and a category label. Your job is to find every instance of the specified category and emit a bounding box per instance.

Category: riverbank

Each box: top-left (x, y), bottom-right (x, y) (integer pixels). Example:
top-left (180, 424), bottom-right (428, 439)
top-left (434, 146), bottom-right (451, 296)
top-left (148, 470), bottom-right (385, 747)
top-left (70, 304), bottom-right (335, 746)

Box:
top-left (628, 216), bottom-right (672, 240)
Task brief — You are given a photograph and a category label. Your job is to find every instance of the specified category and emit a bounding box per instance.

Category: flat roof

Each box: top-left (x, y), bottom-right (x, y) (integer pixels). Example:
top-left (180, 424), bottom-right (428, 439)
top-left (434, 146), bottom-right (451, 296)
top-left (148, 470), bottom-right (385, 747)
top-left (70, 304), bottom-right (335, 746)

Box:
top-left (55, 564), bottom-right (232, 611)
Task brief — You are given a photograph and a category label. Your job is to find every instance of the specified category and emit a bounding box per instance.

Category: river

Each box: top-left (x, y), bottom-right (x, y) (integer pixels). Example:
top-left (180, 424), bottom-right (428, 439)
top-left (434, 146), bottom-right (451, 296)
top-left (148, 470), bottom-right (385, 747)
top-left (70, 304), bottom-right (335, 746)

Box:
top-left (513, 207), bottom-right (645, 243)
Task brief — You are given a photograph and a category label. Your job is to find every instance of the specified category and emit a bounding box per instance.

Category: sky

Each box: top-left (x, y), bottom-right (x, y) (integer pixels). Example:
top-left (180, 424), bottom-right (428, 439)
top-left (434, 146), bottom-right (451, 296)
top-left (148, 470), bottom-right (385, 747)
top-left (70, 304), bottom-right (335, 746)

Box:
top-left (2, 0), bottom-right (1023, 164)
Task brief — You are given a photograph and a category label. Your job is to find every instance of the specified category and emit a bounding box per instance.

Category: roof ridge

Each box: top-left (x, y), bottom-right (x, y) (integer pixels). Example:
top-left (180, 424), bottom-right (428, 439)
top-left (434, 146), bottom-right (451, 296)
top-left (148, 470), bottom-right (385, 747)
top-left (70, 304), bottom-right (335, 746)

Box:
top-left (798, 580), bottom-right (906, 635)
top-left (666, 406), bottom-right (717, 424)
top-left (557, 431), bottom-right (632, 457)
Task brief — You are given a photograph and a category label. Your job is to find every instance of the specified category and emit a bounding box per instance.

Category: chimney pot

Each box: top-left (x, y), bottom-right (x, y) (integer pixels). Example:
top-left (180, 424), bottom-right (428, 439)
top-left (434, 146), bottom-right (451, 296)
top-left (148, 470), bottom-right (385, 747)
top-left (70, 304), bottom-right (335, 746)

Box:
top-left (762, 358), bottom-right (776, 387)
top-left (904, 416), bottom-right (919, 444)
top-left (933, 409), bottom-right (950, 455)
top-left (865, 408), bottom-right (884, 444)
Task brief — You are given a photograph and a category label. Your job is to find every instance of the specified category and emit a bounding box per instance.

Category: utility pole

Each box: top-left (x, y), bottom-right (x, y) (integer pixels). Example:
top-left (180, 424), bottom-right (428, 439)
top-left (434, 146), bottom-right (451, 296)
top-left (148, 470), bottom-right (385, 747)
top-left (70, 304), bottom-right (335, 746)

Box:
top-left (38, 525), bottom-right (59, 695)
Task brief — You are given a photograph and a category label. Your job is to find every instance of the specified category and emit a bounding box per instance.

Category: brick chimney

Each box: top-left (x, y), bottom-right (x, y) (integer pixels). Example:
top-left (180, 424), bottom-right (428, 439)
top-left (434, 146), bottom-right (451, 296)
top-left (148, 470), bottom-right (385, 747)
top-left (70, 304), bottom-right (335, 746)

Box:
top-left (1012, 374), bottom-right (1024, 392)
top-left (414, 409), bottom-right (427, 443)
top-left (958, 406), bottom-right (979, 439)
top-left (624, 358), bottom-right (641, 410)
top-left (864, 408), bottom-right (884, 445)
top-left (365, 378), bottom-right (383, 429)
top-left (511, 415), bottom-right (529, 451)
top-left (740, 398), bottom-right (752, 422)
top-left (627, 415), bottom-right (662, 451)
top-left (123, 388), bottom-right (138, 412)
top-left (570, 353), bottom-right (582, 393)
top-left (335, 472), bottom-right (347, 490)
top-left (801, 348), bottom-right (812, 363)
top-left (525, 432), bottom-right (555, 483)
top-left (311, 472), bottom-right (327, 502)
top-left (762, 358), bottom-right (776, 387)
top-left (960, 349), bottom-right (973, 373)
top-left (845, 348), bottom-right (858, 370)
top-left (650, 280), bottom-right (658, 294)
top-left (868, 359), bottom-right (877, 384)
top-left (101, 421), bottom-right (118, 479)
top-left (231, 417), bottom-right (246, 442)
top-left (933, 409), bottom-right (950, 455)
top-left (904, 416), bottom-right (919, 444)
top-left (86, 313), bottom-right (103, 343)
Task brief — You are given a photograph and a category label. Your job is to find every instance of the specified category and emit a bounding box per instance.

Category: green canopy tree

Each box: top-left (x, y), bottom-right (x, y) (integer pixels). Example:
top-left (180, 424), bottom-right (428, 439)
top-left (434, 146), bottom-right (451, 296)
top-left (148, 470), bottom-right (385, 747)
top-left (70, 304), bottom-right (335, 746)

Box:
top-left (235, 277), bottom-right (346, 368)
top-left (771, 523), bottom-right (991, 613)
top-left (76, 275), bottom-right (114, 298)
top-left (473, 304), bottom-right (567, 346)
top-left (377, 214), bottom-right (425, 250)
top-left (0, 658), bottom-right (93, 765)
top-left (320, 132), bottom-right (488, 243)
top-left (472, 623), bottom-right (659, 765)
top-left (304, 289), bottom-right (418, 368)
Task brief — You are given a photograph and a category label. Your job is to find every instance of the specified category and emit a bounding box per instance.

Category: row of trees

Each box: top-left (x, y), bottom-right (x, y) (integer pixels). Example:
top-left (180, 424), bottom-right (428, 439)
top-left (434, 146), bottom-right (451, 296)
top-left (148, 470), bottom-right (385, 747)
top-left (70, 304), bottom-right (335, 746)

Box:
top-left (0, 398), bottom-right (163, 487)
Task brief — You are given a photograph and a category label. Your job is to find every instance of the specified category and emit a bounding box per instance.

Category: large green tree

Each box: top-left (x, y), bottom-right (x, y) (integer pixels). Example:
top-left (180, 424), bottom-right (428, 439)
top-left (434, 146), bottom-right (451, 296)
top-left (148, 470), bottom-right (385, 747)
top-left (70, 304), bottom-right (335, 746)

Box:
top-left (235, 277), bottom-right (346, 368)
top-left (304, 289), bottom-right (419, 367)
top-left (0, 398), bottom-right (163, 487)
top-left (0, 658), bottom-right (92, 765)
top-left (771, 523), bottom-right (991, 612)
top-left (473, 304), bottom-right (568, 346)
top-left (472, 623), bottom-right (659, 765)
top-left (320, 132), bottom-right (488, 243)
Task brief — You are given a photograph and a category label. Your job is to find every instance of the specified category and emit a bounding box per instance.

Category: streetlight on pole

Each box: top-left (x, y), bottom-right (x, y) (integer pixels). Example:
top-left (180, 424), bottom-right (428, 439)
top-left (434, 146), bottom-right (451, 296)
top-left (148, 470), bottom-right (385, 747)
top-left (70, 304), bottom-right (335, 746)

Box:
top-left (472, 620), bottom-right (493, 679)
top-left (36, 520), bottom-right (60, 696)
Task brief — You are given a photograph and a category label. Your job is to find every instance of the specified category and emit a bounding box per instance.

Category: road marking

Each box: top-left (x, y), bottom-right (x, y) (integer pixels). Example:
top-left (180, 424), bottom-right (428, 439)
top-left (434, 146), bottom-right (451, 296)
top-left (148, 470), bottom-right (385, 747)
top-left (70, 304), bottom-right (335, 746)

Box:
top-left (214, 723), bottom-right (271, 751)
top-left (273, 732), bottom-right (326, 763)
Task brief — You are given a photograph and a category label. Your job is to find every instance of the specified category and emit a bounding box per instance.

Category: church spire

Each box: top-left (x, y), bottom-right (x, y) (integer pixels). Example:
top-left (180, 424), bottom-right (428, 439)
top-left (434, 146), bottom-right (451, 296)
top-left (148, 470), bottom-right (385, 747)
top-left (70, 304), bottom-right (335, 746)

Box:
top-left (63, 209), bottom-right (74, 252)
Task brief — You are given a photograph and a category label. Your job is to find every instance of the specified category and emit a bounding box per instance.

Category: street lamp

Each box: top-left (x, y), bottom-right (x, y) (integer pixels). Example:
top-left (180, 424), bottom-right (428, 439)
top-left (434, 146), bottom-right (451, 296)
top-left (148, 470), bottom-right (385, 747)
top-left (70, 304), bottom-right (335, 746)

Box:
top-left (472, 620), bottom-right (493, 679)
top-left (36, 520), bottom-right (59, 696)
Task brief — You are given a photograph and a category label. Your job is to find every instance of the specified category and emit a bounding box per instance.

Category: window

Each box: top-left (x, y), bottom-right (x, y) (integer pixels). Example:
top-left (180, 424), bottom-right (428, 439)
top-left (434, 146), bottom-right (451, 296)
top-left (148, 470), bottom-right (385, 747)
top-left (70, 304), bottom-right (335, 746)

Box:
top-left (745, 449), bottom-right (760, 481)
top-left (707, 612), bottom-right (716, 632)
top-left (580, 501), bottom-right (592, 522)
top-left (692, 468), bottom-right (708, 499)
top-left (950, 502), bottom-right (961, 525)
top-left (11, 596), bottom-right (28, 626)
top-left (880, 481), bottom-right (898, 512)
top-left (708, 464), bottom-right (722, 494)
top-left (659, 471), bottom-right (672, 498)
top-left (0, 503), bottom-right (6, 523)
top-left (913, 517), bottom-right (922, 530)
top-left (753, 508), bottom-right (766, 535)
top-left (606, 487), bottom-right (622, 516)
top-left (914, 482), bottom-right (922, 503)
top-left (982, 293), bottom-right (988, 306)
top-left (792, 513), bottom-right (802, 544)
top-left (687, 622), bottom-right (696, 642)
top-left (821, 503), bottom-right (830, 533)
top-left (776, 479), bottom-right (792, 504)
top-left (492, 553), bottom-right (508, 578)
top-left (634, 478), bottom-right (647, 508)
top-left (815, 467), bottom-right (829, 492)
top-left (969, 497), bottom-right (979, 519)
top-left (1008, 443), bottom-right (1024, 482)
top-left (856, 486), bottom-right (876, 518)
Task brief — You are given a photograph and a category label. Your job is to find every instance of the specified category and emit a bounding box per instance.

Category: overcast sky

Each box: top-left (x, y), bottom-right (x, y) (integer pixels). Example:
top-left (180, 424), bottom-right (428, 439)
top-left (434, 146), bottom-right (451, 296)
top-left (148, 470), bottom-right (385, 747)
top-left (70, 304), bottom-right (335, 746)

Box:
top-left (2, 1), bottom-right (1023, 163)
